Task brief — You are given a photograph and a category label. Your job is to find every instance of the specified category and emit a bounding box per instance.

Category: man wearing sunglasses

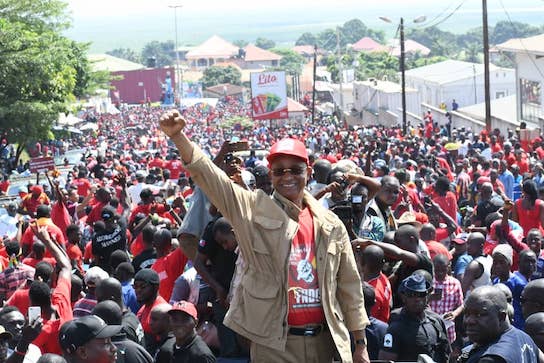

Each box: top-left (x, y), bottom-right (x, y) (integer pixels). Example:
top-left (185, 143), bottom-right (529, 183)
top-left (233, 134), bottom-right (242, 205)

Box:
top-left (379, 273), bottom-right (450, 363)
top-left (159, 111), bottom-right (369, 363)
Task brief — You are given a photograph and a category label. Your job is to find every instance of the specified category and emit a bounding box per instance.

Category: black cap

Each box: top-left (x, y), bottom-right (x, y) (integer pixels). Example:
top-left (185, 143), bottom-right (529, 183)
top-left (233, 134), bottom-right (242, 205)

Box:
top-left (134, 268), bottom-right (160, 285)
top-left (101, 205), bottom-right (117, 221)
top-left (59, 315), bottom-right (122, 353)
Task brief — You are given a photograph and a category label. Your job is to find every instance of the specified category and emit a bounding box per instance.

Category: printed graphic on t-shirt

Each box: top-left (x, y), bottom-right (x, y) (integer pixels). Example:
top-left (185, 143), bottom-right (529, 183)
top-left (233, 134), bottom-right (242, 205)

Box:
top-left (287, 207), bottom-right (324, 325)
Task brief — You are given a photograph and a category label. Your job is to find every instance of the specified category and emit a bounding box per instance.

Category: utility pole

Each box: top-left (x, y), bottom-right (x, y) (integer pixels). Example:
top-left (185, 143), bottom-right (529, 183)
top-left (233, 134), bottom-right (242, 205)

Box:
top-left (400, 17), bottom-right (407, 135)
top-left (473, 64), bottom-right (478, 104)
top-left (482, 0), bottom-right (491, 131)
top-left (311, 44), bottom-right (317, 123)
top-left (337, 28), bottom-right (344, 121)
top-left (169, 4), bottom-right (183, 103)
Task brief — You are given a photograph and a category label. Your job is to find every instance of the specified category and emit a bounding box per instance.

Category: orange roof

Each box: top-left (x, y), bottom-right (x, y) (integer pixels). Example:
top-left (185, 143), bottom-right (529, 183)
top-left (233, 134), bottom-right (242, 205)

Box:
top-left (351, 37), bottom-right (384, 52)
top-left (186, 35), bottom-right (239, 60)
top-left (243, 44), bottom-right (282, 62)
top-left (287, 97), bottom-right (308, 113)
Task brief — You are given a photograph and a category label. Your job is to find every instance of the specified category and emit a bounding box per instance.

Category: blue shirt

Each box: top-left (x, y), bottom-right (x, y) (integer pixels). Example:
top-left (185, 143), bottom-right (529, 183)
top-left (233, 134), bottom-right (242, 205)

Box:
top-left (506, 271), bottom-right (530, 330)
top-left (499, 170), bottom-right (514, 200)
top-left (122, 281), bottom-right (140, 314)
top-left (454, 253), bottom-right (473, 278)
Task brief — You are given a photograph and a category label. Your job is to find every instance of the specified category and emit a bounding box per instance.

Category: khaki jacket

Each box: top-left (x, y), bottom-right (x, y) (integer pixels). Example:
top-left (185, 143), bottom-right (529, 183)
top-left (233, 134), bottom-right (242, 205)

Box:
top-left (185, 146), bottom-right (369, 362)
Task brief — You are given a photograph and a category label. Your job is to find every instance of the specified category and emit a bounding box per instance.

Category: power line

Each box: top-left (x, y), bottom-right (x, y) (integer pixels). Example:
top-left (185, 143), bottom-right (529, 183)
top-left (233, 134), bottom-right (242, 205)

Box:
top-left (421, 0), bottom-right (468, 29)
top-left (497, 0), bottom-right (544, 80)
top-left (415, 0), bottom-right (464, 29)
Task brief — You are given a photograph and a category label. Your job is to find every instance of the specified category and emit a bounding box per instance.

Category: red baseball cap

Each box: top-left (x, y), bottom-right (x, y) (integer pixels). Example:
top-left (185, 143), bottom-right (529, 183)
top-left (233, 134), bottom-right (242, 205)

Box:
top-left (168, 301), bottom-right (198, 320)
top-left (267, 138), bottom-right (308, 165)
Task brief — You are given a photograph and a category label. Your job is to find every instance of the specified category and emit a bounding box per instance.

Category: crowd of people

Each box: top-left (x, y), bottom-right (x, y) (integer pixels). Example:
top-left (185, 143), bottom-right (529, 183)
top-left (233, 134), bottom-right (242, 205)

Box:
top-left (0, 97), bottom-right (543, 363)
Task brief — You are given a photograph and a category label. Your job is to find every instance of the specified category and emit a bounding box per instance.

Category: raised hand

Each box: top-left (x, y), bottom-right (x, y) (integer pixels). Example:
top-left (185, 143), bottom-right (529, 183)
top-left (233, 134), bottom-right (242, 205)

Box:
top-left (159, 110), bottom-right (186, 138)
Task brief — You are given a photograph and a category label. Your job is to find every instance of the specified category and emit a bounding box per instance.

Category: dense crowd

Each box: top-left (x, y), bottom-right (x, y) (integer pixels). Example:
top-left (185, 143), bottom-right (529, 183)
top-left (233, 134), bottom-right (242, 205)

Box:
top-left (0, 97), bottom-right (543, 363)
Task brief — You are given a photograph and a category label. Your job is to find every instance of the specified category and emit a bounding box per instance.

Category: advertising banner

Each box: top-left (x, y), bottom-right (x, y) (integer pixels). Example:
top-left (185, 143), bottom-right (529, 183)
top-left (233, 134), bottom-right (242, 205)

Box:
top-left (251, 71), bottom-right (288, 120)
top-left (29, 157), bottom-right (55, 173)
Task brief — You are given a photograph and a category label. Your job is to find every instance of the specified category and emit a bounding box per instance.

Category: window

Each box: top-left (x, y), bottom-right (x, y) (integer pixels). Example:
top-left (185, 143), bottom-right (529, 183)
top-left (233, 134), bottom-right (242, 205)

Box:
top-left (520, 78), bottom-right (544, 122)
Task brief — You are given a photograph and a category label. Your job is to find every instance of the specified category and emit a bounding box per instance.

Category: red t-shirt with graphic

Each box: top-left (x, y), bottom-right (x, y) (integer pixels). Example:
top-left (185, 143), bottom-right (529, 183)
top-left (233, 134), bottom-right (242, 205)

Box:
top-left (287, 207), bottom-right (325, 326)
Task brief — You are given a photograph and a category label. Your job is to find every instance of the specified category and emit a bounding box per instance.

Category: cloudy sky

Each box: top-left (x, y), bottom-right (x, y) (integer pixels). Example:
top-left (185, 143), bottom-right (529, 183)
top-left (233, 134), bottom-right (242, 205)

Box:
top-left (64, 0), bottom-right (544, 52)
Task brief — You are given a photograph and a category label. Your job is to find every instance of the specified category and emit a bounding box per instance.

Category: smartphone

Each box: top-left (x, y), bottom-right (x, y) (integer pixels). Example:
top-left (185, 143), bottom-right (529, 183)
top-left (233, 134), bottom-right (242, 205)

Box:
top-left (352, 195), bottom-right (363, 204)
top-left (28, 306), bottom-right (41, 324)
top-left (228, 141), bottom-right (249, 152)
top-left (430, 288), bottom-right (443, 301)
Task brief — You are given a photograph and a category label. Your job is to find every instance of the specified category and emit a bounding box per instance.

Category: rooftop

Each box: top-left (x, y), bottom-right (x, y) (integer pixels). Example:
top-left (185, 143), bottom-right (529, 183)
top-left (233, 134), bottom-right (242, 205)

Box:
top-left (457, 94), bottom-right (518, 125)
top-left (351, 37), bottom-right (387, 52)
top-left (404, 59), bottom-right (513, 85)
top-left (355, 79), bottom-right (417, 93)
top-left (88, 54), bottom-right (145, 72)
top-left (496, 33), bottom-right (544, 56)
top-left (243, 44), bottom-right (282, 62)
top-left (186, 35), bottom-right (239, 60)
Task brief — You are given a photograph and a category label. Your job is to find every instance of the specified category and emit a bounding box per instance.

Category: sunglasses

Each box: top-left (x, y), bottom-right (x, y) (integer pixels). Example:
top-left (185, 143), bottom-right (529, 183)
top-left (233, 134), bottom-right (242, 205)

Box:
top-left (271, 166), bottom-right (307, 177)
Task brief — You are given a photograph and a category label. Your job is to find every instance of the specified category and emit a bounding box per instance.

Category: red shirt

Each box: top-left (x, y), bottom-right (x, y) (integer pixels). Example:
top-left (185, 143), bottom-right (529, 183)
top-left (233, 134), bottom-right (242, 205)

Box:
top-left (86, 201), bottom-right (106, 226)
top-left (21, 194), bottom-right (50, 215)
top-left (66, 244), bottom-right (83, 273)
top-left (21, 257), bottom-right (56, 268)
top-left (137, 295), bottom-right (167, 334)
top-left (72, 178), bottom-right (92, 197)
top-left (433, 191), bottom-right (458, 224)
top-left (32, 274), bottom-right (72, 354)
top-left (287, 207), bottom-right (325, 326)
top-left (165, 160), bottom-right (184, 180)
top-left (367, 272), bottom-right (391, 323)
top-left (6, 287), bottom-right (30, 316)
top-left (130, 235), bottom-right (144, 257)
top-left (20, 218), bottom-right (66, 256)
top-left (148, 158), bottom-right (165, 169)
top-left (151, 248), bottom-right (188, 302)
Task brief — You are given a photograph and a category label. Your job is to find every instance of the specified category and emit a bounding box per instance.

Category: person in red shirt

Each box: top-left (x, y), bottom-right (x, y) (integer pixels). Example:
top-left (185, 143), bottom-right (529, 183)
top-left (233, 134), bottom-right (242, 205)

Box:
top-left (515, 149), bottom-right (530, 175)
top-left (361, 245), bottom-right (391, 323)
top-left (21, 241), bottom-right (56, 268)
top-left (66, 224), bottom-right (84, 274)
top-left (28, 225), bottom-right (73, 355)
top-left (148, 152), bottom-right (165, 169)
top-left (128, 189), bottom-right (175, 226)
top-left (432, 176), bottom-right (458, 225)
top-left (85, 187), bottom-right (112, 226)
top-left (165, 154), bottom-right (185, 180)
top-left (151, 229), bottom-right (187, 302)
top-left (420, 224), bottom-right (453, 261)
top-left (134, 268), bottom-right (167, 351)
top-left (21, 186), bottom-right (50, 217)
top-left (6, 260), bottom-right (54, 317)
top-left (72, 170), bottom-right (92, 197)
top-left (20, 205), bottom-right (66, 257)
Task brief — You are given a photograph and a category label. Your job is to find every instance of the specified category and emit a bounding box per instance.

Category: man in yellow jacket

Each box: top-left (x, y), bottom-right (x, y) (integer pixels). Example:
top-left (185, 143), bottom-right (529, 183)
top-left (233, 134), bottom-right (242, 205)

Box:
top-left (159, 111), bottom-right (369, 363)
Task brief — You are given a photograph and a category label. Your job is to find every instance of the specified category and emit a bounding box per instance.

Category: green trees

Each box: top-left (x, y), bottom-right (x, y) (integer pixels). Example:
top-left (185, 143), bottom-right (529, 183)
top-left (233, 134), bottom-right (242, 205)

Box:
top-left (255, 37), bottom-right (275, 50)
top-left (201, 66), bottom-right (242, 88)
top-left (269, 48), bottom-right (305, 75)
top-left (0, 0), bottom-right (101, 161)
top-left (141, 40), bottom-right (175, 68)
top-left (295, 18), bottom-right (386, 51)
top-left (106, 48), bottom-right (142, 64)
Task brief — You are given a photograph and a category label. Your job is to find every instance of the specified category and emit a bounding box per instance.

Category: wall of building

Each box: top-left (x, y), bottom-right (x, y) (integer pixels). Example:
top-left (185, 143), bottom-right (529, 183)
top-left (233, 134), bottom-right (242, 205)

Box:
top-left (110, 67), bottom-right (175, 104)
top-left (406, 69), bottom-right (515, 110)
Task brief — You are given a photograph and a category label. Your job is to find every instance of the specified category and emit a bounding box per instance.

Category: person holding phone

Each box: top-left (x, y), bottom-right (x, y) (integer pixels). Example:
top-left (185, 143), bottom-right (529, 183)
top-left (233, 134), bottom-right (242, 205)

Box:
top-left (159, 111), bottom-right (370, 363)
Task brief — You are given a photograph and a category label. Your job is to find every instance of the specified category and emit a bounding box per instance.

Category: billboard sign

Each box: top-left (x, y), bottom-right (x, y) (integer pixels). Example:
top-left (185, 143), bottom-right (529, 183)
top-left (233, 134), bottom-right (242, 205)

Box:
top-left (29, 157), bottom-right (55, 173)
top-left (250, 71), bottom-right (288, 120)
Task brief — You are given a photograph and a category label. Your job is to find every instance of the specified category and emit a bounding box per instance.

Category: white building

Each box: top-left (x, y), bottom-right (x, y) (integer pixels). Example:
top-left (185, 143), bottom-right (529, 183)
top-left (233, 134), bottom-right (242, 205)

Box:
top-left (404, 60), bottom-right (515, 109)
top-left (496, 34), bottom-right (544, 128)
top-left (352, 79), bottom-right (418, 126)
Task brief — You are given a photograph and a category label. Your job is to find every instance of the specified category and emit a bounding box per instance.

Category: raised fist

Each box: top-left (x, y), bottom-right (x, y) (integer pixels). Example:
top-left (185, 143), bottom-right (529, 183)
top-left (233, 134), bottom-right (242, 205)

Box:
top-left (159, 110), bottom-right (186, 138)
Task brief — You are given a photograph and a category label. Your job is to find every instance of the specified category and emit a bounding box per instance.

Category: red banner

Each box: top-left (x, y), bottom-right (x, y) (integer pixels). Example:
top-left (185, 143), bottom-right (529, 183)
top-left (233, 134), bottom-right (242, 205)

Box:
top-left (29, 157), bottom-right (55, 173)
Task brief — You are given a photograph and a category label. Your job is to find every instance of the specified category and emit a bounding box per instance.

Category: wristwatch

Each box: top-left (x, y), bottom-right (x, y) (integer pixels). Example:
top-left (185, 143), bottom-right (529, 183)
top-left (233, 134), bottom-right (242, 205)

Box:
top-left (355, 339), bottom-right (366, 346)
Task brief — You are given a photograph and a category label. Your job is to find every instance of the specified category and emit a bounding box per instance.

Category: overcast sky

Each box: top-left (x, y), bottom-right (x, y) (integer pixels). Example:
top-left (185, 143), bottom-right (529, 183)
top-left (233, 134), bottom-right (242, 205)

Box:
top-left (65, 0), bottom-right (544, 52)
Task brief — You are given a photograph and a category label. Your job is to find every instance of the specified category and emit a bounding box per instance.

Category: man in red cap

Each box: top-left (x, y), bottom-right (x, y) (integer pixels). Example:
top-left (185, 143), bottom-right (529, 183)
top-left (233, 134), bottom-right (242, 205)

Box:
top-left (21, 185), bottom-right (50, 217)
top-left (159, 111), bottom-right (370, 363)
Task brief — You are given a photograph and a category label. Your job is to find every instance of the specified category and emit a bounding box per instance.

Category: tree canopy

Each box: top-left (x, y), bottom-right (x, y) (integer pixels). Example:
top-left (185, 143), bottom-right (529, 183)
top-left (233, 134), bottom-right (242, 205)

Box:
top-left (255, 37), bottom-right (275, 50)
top-left (0, 0), bottom-right (102, 160)
top-left (201, 66), bottom-right (242, 88)
top-left (269, 48), bottom-right (305, 75)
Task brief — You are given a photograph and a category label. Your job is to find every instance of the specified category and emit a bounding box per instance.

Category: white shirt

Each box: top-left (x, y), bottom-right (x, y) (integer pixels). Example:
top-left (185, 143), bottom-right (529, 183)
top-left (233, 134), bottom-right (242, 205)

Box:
top-left (0, 214), bottom-right (18, 239)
